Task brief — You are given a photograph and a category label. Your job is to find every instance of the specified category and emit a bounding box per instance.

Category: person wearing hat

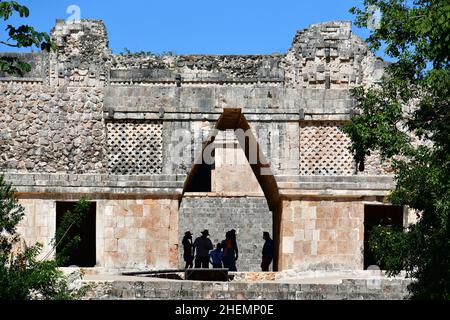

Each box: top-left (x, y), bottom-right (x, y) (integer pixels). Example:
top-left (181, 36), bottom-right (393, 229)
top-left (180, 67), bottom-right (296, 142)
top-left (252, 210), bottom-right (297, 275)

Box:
top-left (182, 231), bottom-right (194, 269)
top-left (193, 229), bottom-right (214, 268)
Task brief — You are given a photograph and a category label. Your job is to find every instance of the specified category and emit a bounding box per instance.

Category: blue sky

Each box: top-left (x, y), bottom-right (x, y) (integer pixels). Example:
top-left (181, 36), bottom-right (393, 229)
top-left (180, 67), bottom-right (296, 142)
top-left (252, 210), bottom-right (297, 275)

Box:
top-left (3, 0), bottom-right (383, 56)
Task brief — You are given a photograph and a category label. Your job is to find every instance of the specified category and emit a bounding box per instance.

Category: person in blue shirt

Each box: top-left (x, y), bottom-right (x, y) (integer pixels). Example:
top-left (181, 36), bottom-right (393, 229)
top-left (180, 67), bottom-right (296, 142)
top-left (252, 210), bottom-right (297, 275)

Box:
top-left (261, 231), bottom-right (274, 271)
top-left (209, 243), bottom-right (224, 268)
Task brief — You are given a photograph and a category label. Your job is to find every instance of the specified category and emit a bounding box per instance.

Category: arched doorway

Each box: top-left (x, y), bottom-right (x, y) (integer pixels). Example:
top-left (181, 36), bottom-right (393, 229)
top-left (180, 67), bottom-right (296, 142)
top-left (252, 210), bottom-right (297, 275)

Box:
top-left (179, 109), bottom-right (281, 271)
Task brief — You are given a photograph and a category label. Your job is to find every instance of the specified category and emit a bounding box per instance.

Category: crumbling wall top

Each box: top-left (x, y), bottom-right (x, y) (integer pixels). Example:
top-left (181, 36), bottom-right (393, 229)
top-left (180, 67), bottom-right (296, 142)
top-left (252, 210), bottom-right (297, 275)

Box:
top-left (0, 19), bottom-right (384, 88)
top-left (283, 20), bottom-right (384, 89)
top-left (49, 19), bottom-right (111, 87)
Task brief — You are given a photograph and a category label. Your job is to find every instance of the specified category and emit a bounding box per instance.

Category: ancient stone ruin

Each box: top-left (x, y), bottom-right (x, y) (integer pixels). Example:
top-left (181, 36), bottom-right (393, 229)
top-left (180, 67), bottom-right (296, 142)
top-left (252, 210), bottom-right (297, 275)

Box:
top-left (0, 19), bottom-right (412, 274)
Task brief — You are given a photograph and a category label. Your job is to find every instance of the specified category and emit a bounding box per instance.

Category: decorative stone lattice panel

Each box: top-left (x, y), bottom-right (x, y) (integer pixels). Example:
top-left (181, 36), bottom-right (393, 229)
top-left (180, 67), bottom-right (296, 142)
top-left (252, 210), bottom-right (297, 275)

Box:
top-left (106, 121), bottom-right (163, 175)
top-left (300, 122), bottom-right (354, 175)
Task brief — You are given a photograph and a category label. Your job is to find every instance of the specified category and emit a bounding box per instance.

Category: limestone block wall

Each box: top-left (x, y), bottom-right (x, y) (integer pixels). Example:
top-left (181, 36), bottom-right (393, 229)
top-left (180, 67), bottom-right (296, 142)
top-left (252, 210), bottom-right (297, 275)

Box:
top-left (212, 130), bottom-right (263, 195)
top-left (0, 19), bottom-right (399, 273)
top-left (249, 121), bottom-right (300, 176)
top-left (15, 198), bottom-right (178, 271)
top-left (179, 196), bottom-right (272, 271)
top-left (279, 200), bottom-right (364, 271)
top-left (16, 199), bottom-right (56, 260)
top-left (362, 151), bottom-right (393, 175)
top-left (97, 199), bottom-right (178, 270)
top-left (0, 83), bottom-right (105, 173)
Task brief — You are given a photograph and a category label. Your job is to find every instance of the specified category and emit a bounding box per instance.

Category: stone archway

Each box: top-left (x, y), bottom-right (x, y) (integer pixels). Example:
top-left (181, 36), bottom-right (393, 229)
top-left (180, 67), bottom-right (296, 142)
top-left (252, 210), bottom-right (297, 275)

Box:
top-left (179, 109), bottom-right (281, 271)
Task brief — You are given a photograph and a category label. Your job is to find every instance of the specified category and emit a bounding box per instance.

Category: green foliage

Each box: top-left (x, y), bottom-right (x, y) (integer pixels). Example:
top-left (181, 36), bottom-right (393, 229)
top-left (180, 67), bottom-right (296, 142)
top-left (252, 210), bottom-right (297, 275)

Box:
top-left (0, 175), bottom-right (24, 253)
top-left (368, 225), bottom-right (411, 274)
top-left (52, 198), bottom-right (90, 266)
top-left (0, 243), bottom-right (87, 300)
top-left (343, 0), bottom-right (450, 299)
top-left (0, 56), bottom-right (30, 74)
top-left (0, 0), bottom-right (55, 75)
top-left (0, 175), bottom-right (88, 300)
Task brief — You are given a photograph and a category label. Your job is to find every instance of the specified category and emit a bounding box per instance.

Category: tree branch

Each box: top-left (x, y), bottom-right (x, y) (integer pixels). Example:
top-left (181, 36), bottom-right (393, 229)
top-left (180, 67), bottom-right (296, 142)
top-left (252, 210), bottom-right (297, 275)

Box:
top-left (0, 41), bottom-right (19, 48)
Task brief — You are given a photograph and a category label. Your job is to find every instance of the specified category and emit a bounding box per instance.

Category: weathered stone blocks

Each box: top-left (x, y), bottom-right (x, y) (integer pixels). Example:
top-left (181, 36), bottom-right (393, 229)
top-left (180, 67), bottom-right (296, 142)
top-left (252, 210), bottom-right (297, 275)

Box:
top-left (280, 200), bottom-right (364, 271)
top-left (179, 196), bottom-right (272, 271)
top-left (82, 276), bottom-right (411, 300)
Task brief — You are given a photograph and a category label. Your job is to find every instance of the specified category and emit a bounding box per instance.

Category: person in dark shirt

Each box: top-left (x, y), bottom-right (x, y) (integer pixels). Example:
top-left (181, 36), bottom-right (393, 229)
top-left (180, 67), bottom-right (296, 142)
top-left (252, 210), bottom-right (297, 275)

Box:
top-left (209, 243), bottom-right (224, 268)
top-left (261, 231), bottom-right (274, 271)
top-left (222, 230), bottom-right (238, 271)
top-left (182, 231), bottom-right (194, 269)
top-left (193, 229), bottom-right (213, 268)
top-left (230, 229), bottom-right (239, 262)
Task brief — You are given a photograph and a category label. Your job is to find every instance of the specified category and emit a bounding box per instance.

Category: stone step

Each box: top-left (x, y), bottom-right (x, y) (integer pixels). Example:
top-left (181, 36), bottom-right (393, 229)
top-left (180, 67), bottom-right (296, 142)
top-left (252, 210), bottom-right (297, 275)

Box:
top-left (82, 277), bottom-right (411, 300)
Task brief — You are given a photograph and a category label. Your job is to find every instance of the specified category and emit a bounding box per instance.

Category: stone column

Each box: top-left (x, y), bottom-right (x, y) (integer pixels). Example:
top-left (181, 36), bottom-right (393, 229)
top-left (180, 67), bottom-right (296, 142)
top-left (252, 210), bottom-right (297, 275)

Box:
top-left (278, 200), bottom-right (295, 270)
top-left (211, 130), bottom-right (263, 195)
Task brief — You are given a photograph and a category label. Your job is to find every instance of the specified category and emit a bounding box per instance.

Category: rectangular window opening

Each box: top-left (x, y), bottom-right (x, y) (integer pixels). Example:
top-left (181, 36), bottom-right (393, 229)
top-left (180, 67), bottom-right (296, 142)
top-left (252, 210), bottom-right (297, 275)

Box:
top-left (363, 204), bottom-right (404, 270)
top-left (56, 201), bottom-right (96, 267)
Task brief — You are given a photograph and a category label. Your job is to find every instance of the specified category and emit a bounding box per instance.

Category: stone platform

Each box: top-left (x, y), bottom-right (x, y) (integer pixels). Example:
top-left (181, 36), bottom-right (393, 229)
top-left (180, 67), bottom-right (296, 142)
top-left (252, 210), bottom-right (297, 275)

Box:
top-left (79, 271), bottom-right (411, 300)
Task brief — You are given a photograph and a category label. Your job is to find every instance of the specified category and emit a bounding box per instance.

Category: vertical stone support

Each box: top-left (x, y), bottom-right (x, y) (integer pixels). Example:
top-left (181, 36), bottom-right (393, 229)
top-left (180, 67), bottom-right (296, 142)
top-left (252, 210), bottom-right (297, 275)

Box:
top-left (279, 200), bottom-right (295, 270)
top-left (279, 199), bottom-right (365, 271)
top-left (17, 199), bottom-right (56, 261)
top-left (96, 203), bottom-right (105, 267)
top-left (95, 198), bottom-right (179, 270)
top-left (163, 120), bottom-right (193, 175)
top-left (212, 130), bottom-right (263, 195)
top-left (280, 122), bottom-right (300, 175)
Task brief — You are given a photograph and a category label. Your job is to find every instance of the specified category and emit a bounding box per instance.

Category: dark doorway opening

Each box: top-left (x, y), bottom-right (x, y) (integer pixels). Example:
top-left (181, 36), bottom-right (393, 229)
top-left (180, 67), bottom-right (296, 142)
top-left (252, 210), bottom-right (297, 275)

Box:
top-left (184, 161), bottom-right (212, 192)
top-left (56, 202), bottom-right (96, 267)
top-left (364, 205), bottom-right (404, 269)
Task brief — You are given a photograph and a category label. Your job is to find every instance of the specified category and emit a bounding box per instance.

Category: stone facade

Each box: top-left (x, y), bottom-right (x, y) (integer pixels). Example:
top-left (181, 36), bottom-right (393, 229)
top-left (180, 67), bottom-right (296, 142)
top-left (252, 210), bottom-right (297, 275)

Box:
top-left (16, 199), bottom-right (56, 259)
top-left (99, 199), bottom-right (179, 270)
top-left (279, 200), bottom-right (364, 271)
top-left (0, 84), bottom-right (105, 173)
top-left (49, 20), bottom-right (110, 87)
top-left (0, 19), bottom-right (403, 273)
top-left (15, 197), bottom-right (179, 271)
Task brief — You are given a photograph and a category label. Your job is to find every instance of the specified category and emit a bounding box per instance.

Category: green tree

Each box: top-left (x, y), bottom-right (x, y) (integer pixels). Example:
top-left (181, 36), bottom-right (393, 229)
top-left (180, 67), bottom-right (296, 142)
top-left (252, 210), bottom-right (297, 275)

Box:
top-left (343, 0), bottom-right (450, 299)
top-left (0, 0), bottom-right (54, 75)
top-left (50, 199), bottom-right (91, 267)
top-left (0, 175), bottom-right (89, 300)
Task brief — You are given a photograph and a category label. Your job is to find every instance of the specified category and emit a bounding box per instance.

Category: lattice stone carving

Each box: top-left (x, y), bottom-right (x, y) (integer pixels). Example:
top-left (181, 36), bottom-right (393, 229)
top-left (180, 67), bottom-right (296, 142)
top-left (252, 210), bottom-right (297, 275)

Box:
top-left (300, 121), bottom-right (354, 175)
top-left (107, 121), bottom-right (163, 175)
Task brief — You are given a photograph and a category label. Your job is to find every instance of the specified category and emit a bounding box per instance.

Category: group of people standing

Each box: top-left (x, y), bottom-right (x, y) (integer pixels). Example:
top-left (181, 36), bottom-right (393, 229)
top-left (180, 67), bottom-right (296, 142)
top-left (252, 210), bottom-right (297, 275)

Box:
top-left (182, 229), bottom-right (274, 272)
